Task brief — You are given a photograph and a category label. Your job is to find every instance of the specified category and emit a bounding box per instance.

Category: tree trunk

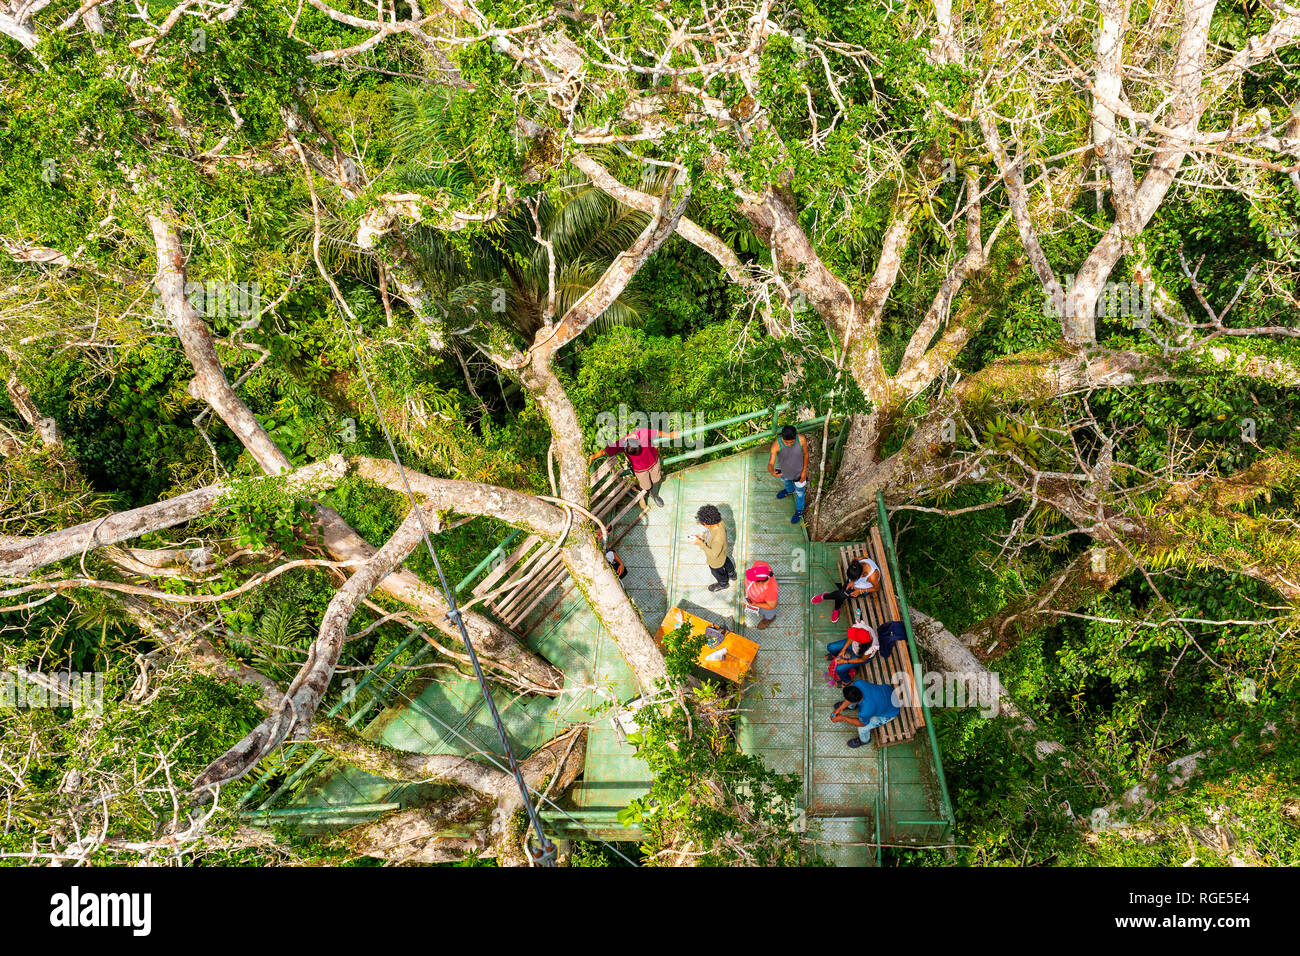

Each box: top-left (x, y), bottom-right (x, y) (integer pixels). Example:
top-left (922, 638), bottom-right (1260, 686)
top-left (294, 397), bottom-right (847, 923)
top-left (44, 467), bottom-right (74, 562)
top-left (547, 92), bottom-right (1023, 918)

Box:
top-left (909, 608), bottom-right (1068, 763)
top-left (338, 725), bottom-right (588, 864)
top-left (520, 351), bottom-right (668, 691)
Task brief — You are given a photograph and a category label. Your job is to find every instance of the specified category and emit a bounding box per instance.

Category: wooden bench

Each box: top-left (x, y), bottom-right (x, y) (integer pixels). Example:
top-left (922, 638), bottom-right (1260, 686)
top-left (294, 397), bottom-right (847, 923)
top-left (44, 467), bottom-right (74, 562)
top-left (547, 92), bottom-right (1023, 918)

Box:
top-left (470, 456), bottom-right (646, 634)
top-left (835, 532), bottom-right (924, 748)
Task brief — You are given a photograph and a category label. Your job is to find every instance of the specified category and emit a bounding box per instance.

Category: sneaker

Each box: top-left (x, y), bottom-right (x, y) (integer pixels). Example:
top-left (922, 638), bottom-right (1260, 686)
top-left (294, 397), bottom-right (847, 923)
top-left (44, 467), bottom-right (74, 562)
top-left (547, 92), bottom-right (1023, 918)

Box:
top-left (650, 493), bottom-right (665, 507)
top-left (791, 511), bottom-right (803, 525)
top-left (776, 489), bottom-right (790, 500)
top-left (830, 609), bottom-right (840, 623)
top-left (847, 737), bottom-right (866, 749)
top-left (707, 583), bottom-right (727, 592)
top-left (756, 617), bottom-right (773, 629)
top-left (811, 594), bottom-right (825, 605)
top-left (824, 653), bottom-right (835, 660)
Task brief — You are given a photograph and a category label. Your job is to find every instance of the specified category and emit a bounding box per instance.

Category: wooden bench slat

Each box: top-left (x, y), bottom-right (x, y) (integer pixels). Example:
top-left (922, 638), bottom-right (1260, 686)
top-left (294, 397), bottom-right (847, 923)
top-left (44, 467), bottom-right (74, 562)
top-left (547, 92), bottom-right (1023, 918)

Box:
top-left (465, 455), bottom-right (645, 636)
top-left (472, 536), bottom-right (540, 597)
top-left (834, 537), bottom-right (923, 747)
top-left (482, 541), bottom-right (561, 617)
top-left (493, 549), bottom-right (567, 621)
top-left (502, 568), bottom-right (572, 627)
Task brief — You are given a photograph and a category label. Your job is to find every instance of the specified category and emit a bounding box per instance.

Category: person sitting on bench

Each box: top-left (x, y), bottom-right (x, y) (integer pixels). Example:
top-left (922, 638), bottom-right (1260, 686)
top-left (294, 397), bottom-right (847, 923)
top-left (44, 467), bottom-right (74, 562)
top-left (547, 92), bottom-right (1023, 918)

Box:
top-left (832, 680), bottom-right (900, 749)
top-left (811, 557), bottom-right (881, 623)
top-left (825, 623), bottom-right (878, 683)
top-left (605, 549), bottom-right (626, 579)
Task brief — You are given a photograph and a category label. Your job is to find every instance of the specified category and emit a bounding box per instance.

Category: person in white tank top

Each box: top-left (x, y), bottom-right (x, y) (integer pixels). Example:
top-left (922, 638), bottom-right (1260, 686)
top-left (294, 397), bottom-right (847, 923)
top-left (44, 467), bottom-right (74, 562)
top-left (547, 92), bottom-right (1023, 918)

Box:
top-left (811, 558), bottom-right (880, 623)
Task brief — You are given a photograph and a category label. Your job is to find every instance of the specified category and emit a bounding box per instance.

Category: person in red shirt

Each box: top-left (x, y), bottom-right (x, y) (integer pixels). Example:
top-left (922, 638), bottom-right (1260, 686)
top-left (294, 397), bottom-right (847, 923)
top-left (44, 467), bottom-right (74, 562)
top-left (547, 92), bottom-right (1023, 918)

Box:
top-left (744, 560), bottom-right (779, 630)
top-left (589, 426), bottom-right (675, 507)
top-left (825, 623), bottom-right (878, 684)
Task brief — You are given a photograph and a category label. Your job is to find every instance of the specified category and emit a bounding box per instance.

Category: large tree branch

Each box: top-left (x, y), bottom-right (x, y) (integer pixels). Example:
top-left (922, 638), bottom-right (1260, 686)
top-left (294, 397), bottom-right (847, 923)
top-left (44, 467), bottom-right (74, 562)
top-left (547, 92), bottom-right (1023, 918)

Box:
top-left (895, 169), bottom-right (988, 392)
top-left (1093, 0), bottom-right (1139, 221)
top-left (978, 111), bottom-right (1062, 326)
top-left (193, 505), bottom-right (443, 789)
top-left (819, 341), bottom-right (1300, 540)
top-left (0, 6), bottom-right (38, 49)
top-left (963, 546), bottom-right (1134, 659)
top-left (518, 352), bottom-right (669, 690)
top-left (2, 238), bottom-right (69, 265)
top-left (0, 457), bottom-right (347, 578)
top-left (336, 724), bottom-right (588, 864)
top-left (5, 374), bottom-right (61, 447)
top-left (909, 608), bottom-right (1069, 762)
top-left (1062, 0), bottom-right (1219, 343)
top-left (487, 205), bottom-right (677, 690)
top-left (350, 457), bottom-right (571, 539)
top-left (511, 171), bottom-right (690, 362)
top-left (147, 212), bottom-right (562, 692)
top-left (569, 151), bottom-right (757, 295)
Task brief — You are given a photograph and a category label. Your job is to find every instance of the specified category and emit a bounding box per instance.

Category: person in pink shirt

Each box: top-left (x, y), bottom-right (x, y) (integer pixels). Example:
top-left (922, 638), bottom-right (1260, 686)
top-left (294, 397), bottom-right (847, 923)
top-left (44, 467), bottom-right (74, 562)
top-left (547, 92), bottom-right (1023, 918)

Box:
top-left (589, 426), bottom-right (675, 507)
top-left (744, 560), bottom-right (779, 630)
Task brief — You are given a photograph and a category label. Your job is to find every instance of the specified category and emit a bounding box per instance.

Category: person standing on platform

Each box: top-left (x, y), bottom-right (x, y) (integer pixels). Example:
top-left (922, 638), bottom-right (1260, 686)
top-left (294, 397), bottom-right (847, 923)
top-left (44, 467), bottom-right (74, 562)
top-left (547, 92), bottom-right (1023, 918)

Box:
top-left (591, 426), bottom-right (676, 508)
top-left (744, 560), bottom-right (779, 629)
top-left (768, 425), bottom-right (809, 525)
top-left (691, 504), bottom-right (735, 592)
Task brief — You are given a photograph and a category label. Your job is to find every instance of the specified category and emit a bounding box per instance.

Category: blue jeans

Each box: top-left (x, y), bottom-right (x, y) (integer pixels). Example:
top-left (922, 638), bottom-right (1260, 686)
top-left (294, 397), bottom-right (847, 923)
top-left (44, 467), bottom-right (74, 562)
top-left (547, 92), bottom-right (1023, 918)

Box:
top-left (782, 479), bottom-right (806, 514)
top-left (856, 713), bottom-right (896, 742)
top-left (826, 639), bottom-right (859, 682)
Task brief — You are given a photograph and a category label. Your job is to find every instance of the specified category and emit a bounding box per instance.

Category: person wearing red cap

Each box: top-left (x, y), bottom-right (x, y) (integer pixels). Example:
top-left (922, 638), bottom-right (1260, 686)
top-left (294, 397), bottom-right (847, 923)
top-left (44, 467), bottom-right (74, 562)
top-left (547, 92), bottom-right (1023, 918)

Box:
top-left (825, 623), bottom-right (879, 683)
top-left (743, 561), bottom-right (779, 629)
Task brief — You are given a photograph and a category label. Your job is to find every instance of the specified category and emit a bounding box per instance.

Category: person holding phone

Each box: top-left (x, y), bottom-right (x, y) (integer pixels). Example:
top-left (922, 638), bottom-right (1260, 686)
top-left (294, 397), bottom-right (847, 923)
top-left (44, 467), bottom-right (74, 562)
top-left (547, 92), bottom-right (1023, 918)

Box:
top-left (825, 623), bottom-right (878, 683)
top-left (832, 680), bottom-right (901, 749)
top-left (768, 424), bottom-right (809, 525)
top-left (691, 504), bottom-right (735, 591)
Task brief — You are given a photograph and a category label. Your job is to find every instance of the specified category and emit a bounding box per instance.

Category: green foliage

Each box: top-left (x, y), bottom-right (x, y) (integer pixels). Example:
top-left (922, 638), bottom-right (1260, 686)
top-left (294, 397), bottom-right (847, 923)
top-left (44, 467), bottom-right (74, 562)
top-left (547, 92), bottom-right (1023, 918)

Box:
top-left (0, 660), bottom-right (274, 864)
top-left (661, 622), bottom-right (707, 684)
top-left (222, 473), bottom-right (318, 553)
top-left (3, 0), bottom-right (1299, 871)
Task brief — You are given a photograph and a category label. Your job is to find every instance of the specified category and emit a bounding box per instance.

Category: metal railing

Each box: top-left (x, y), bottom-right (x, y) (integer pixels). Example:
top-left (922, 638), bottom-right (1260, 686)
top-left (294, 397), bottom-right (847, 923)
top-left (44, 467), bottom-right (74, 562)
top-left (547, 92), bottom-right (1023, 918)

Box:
top-left (875, 490), bottom-right (956, 845)
top-left (237, 619), bottom-right (438, 813)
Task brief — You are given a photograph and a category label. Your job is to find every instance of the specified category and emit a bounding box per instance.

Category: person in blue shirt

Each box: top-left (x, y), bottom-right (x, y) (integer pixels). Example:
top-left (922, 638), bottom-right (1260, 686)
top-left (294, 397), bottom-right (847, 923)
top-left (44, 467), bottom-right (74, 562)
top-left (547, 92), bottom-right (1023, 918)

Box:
top-left (831, 680), bottom-right (900, 749)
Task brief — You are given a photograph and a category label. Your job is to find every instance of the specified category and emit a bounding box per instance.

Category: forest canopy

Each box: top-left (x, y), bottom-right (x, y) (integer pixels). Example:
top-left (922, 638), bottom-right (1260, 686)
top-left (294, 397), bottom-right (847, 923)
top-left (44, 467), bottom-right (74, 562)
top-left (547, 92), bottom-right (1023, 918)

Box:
top-left (0, 0), bottom-right (1298, 867)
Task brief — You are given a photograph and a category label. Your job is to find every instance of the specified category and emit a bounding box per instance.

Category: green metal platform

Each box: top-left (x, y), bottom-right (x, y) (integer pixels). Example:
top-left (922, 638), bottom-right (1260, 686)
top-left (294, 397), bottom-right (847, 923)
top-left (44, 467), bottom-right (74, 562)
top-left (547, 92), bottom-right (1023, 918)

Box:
top-left (245, 437), bottom-right (954, 864)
